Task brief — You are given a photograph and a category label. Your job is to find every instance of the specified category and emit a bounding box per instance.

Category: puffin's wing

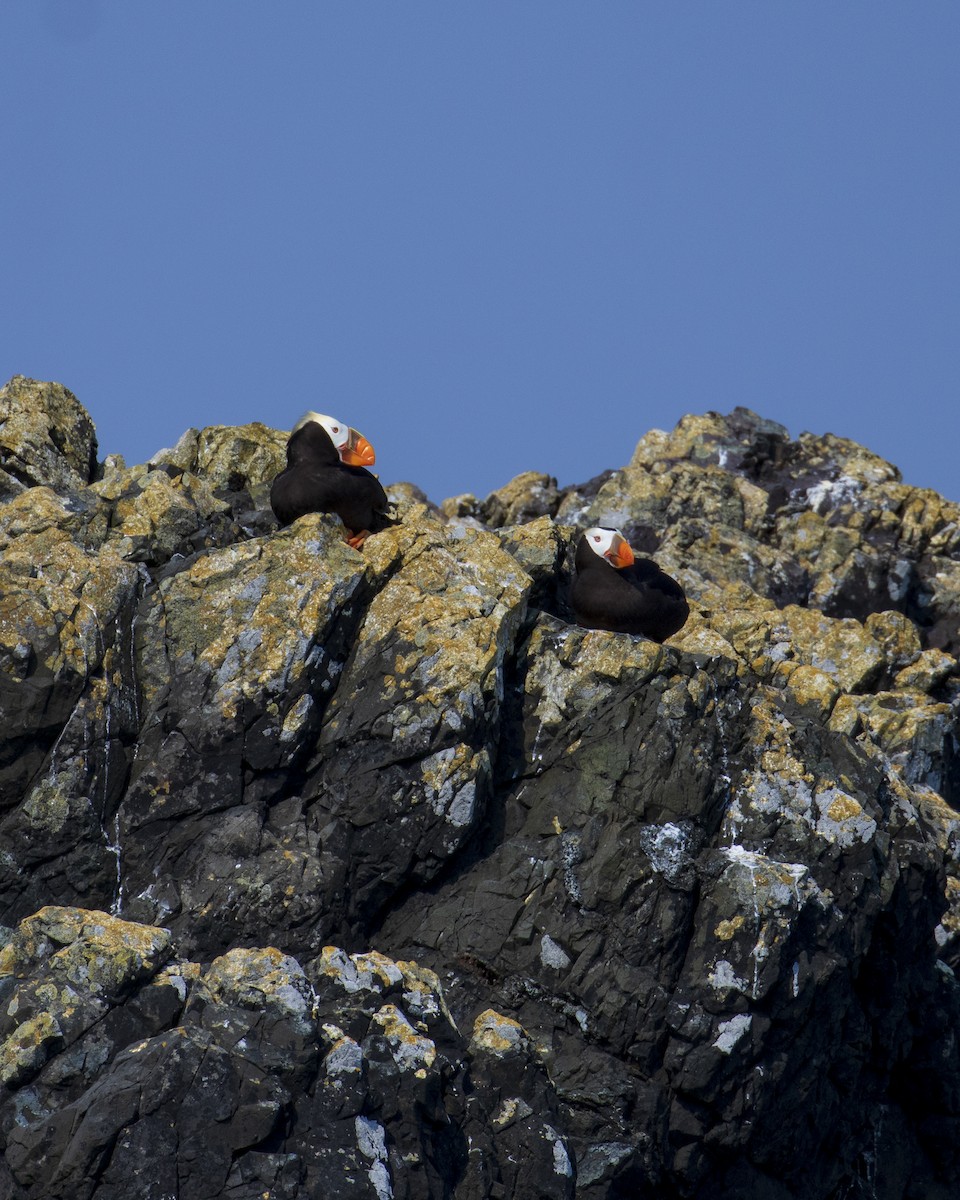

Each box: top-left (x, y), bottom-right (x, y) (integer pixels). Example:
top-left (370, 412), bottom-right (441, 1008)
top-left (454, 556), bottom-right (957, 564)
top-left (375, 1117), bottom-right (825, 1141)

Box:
top-left (331, 466), bottom-right (399, 533)
top-left (622, 558), bottom-right (689, 639)
top-left (622, 557), bottom-right (687, 600)
top-left (271, 458), bottom-right (399, 534)
top-left (270, 465), bottom-right (345, 527)
top-left (572, 558), bottom-right (688, 638)
top-left (571, 565), bottom-right (638, 631)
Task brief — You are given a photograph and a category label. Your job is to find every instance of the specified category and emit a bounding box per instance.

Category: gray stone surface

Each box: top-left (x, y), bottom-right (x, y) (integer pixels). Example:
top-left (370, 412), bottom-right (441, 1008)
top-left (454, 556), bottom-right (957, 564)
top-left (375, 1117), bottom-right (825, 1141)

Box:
top-left (1, 380), bottom-right (959, 1198)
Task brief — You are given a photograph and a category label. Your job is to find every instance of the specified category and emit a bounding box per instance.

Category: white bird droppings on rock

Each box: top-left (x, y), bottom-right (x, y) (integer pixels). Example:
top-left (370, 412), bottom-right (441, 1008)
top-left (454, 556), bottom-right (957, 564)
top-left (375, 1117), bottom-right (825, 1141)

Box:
top-left (539, 934), bottom-right (570, 970)
top-left (714, 1013), bottom-right (753, 1054)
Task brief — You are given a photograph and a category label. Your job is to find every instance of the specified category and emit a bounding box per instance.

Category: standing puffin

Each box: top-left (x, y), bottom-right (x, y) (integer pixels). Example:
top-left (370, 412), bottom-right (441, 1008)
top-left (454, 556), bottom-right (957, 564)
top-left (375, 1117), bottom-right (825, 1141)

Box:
top-left (571, 527), bottom-right (689, 642)
top-left (270, 411), bottom-right (397, 547)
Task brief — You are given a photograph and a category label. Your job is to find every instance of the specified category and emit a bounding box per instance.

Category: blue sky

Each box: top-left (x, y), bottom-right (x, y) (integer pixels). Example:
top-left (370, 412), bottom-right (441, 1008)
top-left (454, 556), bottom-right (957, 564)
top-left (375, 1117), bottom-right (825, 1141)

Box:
top-left (2, 2), bottom-right (958, 505)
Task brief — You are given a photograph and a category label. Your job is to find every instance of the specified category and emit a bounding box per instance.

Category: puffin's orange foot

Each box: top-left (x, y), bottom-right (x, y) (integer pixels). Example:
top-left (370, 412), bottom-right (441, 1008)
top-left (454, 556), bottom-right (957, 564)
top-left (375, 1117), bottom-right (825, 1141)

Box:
top-left (346, 529), bottom-right (371, 549)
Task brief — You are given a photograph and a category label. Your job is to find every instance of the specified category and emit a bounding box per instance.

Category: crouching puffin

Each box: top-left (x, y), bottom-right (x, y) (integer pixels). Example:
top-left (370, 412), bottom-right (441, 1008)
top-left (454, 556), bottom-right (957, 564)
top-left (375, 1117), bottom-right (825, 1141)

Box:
top-left (571, 527), bottom-right (689, 642)
top-left (270, 411), bottom-right (397, 547)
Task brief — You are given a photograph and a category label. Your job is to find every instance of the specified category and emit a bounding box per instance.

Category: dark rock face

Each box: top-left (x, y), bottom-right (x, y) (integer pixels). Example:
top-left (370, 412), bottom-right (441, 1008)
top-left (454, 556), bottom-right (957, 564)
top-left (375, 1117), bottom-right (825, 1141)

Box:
top-left (2, 380), bottom-right (960, 1199)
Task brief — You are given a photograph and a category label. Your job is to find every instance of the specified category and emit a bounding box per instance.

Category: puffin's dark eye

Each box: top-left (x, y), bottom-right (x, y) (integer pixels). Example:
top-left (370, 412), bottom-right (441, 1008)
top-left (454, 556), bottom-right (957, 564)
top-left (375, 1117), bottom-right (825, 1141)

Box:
top-left (593, 536), bottom-right (601, 542)
top-left (332, 426), bottom-right (340, 433)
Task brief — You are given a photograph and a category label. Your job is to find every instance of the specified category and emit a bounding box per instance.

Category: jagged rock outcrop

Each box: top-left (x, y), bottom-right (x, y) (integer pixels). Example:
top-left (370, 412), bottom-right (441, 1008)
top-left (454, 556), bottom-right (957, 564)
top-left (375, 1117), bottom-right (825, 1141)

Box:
top-left (1, 378), bottom-right (959, 1199)
top-left (0, 377), bottom-right (98, 499)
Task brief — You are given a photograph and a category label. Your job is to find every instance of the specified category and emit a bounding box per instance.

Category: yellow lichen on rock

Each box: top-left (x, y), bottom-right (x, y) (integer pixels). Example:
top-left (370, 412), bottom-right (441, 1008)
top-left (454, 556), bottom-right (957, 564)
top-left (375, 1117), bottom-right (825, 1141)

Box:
top-left (149, 421), bottom-right (288, 496)
top-left (0, 907), bottom-right (175, 1089)
top-left (195, 946), bottom-right (314, 1025)
top-left (0, 494), bottom-right (139, 679)
top-left (158, 513), bottom-right (369, 717)
top-left (372, 1003), bottom-right (437, 1070)
top-left (2, 907), bottom-right (173, 990)
top-left (93, 466), bottom-right (230, 561)
top-left (0, 1012), bottom-right (65, 1087)
top-left (0, 376), bottom-right (97, 494)
top-left (776, 663), bottom-right (841, 721)
top-left (471, 1009), bottom-right (527, 1056)
top-left (715, 916), bottom-right (746, 941)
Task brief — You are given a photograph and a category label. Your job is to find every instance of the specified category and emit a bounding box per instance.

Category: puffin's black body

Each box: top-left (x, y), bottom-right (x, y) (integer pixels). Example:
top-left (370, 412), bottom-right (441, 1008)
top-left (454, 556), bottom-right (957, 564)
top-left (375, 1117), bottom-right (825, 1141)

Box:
top-left (571, 531), bottom-right (689, 642)
top-left (270, 418), bottom-right (395, 537)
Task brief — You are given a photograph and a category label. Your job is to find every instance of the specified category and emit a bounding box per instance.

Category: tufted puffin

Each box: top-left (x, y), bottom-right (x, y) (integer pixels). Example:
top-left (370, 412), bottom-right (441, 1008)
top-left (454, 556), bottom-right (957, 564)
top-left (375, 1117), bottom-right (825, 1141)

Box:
top-left (270, 411), bottom-right (397, 547)
top-left (571, 527), bottom-right (689, 642)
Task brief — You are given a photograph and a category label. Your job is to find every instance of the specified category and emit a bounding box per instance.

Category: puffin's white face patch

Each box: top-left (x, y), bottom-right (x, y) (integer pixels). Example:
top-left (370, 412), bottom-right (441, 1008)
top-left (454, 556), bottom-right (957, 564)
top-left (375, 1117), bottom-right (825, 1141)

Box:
top-left (295, 411), bottom-right (350, 451)
top-left (583, 527), bottom-right (620, 561)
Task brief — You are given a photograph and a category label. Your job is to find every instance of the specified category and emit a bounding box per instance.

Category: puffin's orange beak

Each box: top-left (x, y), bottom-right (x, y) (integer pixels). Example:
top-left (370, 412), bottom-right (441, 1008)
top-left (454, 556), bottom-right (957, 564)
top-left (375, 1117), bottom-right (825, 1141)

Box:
top-left (340, 430), bottom-right (376, 467)
top-left (607, 538), bottom-right (635, 569)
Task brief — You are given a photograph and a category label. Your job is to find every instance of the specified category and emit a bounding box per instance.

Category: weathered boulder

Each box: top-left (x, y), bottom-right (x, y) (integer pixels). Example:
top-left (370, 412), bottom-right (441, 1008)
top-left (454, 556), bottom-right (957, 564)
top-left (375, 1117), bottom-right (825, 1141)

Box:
top-left (90, 460), bottom-right (237, 565)
top-left (0, 909), bottom-right (572, 1200)
top-left (148, 420), bottom-right (288, 497)
top-left (1, 379), bottom-right (959, 1199)
top-left (481, 471), bottom-right (561, 528)
top-left (0, 376), bottom-right (98, 498)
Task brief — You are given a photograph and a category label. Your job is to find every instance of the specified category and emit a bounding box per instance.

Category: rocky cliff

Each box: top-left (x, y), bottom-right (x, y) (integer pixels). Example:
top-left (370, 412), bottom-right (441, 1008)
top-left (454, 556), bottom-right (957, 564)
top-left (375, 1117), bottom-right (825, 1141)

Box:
top-left (1, 374), bottom-right (959, 1200)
